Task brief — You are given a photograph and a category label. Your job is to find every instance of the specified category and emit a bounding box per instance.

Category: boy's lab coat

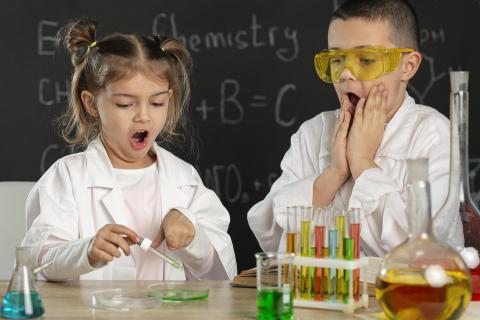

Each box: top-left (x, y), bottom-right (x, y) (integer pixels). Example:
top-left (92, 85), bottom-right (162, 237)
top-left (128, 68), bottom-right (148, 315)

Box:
top-left (247, 93), bottom-right (464, 256)
top-left (22, 137), bottom-right (237, 280)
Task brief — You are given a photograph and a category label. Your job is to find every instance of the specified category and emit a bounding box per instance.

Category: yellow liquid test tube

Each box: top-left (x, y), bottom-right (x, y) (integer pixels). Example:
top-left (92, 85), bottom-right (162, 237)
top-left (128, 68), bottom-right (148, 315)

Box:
top-left (300, 219), bottom-right (312, 299)
top-left (299, 206), bottom-right (315, 299)
top-left (286, 206), bottom-right (299, 296)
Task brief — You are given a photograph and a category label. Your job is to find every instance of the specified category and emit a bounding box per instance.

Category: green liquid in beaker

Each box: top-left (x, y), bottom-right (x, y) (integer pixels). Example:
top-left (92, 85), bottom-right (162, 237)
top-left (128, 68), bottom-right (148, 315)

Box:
top-left (1, 291), bottom-right (44, 319)
top-left (257, 288), bottom-right (293, 320)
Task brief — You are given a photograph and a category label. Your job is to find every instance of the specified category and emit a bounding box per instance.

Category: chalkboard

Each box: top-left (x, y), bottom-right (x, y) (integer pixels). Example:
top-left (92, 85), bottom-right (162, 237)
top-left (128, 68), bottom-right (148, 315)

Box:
top-left (1, 0), bottom-right (479, 271)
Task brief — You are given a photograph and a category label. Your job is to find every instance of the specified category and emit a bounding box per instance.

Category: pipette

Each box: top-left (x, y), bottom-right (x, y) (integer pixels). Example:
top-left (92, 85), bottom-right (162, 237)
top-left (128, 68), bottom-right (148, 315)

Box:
top-left (138, 237), bottom-right (202, 280)
top-left (138, 237), bottom-right (183, 270)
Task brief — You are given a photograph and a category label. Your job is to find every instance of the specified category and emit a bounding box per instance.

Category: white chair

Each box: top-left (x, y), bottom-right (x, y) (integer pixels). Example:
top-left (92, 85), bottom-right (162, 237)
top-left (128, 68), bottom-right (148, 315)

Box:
top-left (0, 181), bottom-right (36, 279)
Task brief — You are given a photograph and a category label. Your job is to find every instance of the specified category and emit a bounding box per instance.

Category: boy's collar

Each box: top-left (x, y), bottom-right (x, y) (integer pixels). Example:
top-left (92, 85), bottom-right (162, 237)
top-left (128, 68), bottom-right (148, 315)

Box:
top-left (375, 92), bottom-right (418, 159)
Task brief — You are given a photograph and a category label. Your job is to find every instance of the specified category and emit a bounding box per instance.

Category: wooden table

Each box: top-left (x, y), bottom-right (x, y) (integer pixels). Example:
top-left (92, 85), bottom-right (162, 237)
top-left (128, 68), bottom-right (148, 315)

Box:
top-left (1, 280), bottom-right (479, 319)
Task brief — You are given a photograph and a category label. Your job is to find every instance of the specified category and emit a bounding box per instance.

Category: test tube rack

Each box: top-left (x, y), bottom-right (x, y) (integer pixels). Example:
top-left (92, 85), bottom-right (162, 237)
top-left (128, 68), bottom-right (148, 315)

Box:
top-left (293, 256), bottom-right (369, 314)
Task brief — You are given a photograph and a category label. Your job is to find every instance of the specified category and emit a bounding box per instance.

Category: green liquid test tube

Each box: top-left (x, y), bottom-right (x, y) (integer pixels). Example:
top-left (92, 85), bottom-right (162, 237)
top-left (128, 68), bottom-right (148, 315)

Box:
top-left (344, 238), bottom-right (354, 303)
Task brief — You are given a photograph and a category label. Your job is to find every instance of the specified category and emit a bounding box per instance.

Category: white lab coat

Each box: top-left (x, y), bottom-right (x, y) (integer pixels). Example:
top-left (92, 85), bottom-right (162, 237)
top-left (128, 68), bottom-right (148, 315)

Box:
top-left (247, 93), bottom-right (464, 256)
top-left (22, 137), bottom-right (237, 280)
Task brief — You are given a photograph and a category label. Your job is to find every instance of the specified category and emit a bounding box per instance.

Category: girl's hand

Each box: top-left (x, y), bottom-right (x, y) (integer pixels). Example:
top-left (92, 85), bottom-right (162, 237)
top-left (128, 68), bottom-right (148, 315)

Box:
top-left (151, 209), bottom-right (195, 250)
top-left (347, 84), bottom-right (388, 179)
top-left (329, 94), bottom-right (352, 182)
top-left (88, 224), bottom-right (139, 267)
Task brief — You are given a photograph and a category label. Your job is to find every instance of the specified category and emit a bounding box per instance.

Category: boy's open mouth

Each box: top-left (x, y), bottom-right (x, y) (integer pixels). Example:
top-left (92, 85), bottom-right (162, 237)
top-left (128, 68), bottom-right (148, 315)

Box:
top-left (347, 92), bottom-right (361, 115)
top-left (130, 130), bottom-right (149, 150)
top-left (348, 92), bottom-right (360, 107)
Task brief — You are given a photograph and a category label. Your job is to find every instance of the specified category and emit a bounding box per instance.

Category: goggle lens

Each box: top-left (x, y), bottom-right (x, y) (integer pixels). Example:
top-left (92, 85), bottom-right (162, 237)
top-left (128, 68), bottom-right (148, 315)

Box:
top-left (314, 46), bottom-right (413, 83)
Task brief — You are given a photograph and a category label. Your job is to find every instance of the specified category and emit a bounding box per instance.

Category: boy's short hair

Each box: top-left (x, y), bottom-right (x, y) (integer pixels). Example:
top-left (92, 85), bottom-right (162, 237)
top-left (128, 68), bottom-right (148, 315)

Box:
top-left (332, 0), bottom-right (420, 51)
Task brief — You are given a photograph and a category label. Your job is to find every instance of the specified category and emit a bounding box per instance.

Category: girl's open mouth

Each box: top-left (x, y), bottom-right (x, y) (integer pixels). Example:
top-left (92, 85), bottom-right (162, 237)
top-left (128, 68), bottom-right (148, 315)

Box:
top-left (130, 130), bottom-right (149, 150)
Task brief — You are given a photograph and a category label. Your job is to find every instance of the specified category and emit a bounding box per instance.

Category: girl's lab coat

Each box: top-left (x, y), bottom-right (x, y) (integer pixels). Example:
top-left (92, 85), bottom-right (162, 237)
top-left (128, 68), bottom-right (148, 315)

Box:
top-left (22, 137), bottom-right (237, 280)
top-left (247, 93), bottom-right (464, 256)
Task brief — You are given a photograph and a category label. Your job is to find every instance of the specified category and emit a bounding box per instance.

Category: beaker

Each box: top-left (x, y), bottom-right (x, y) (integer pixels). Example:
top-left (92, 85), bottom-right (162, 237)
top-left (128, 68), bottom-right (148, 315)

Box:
top-left (375, 159), bottom-right (471, 320)
top-left (1, 247), bottom-right (49, 319)
top-left (255, 252), bottom-right (294, 320)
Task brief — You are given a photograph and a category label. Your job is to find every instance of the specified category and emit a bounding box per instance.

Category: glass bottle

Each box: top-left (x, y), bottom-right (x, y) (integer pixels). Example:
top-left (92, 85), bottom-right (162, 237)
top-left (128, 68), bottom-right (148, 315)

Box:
top-left (375, 159), bottom-right (471, 320)
top-left (1, 247), bottom-right (50, 319)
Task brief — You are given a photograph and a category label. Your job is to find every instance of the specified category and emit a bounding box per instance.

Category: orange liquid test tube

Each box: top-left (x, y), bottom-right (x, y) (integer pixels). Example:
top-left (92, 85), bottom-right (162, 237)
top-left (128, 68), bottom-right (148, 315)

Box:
top-left (350, 208), bottom-right (361, 300)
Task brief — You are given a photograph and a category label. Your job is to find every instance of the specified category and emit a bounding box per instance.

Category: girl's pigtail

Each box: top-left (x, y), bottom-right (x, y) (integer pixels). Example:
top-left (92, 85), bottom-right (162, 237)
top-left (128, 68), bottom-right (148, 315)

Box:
top-left (57, 18), bottom-right (100, 148)
top-left (57, 17), bottom-right (97, 67)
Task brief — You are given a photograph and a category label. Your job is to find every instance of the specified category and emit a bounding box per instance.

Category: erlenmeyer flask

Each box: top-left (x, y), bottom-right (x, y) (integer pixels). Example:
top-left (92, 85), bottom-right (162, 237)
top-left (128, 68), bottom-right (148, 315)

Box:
top-left (1, 247), bottom-right (45, 319)
top-left (375, 159), bottom-right (471, 320)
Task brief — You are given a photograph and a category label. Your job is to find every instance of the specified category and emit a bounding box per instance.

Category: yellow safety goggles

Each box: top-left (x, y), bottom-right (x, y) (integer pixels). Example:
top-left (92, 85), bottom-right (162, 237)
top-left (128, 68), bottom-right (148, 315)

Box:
top-left (314, 46), bottom-right (413, 83)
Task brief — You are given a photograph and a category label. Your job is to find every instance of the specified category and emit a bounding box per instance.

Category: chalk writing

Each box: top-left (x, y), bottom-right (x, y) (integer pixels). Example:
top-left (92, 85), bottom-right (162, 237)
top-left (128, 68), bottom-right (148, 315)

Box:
top-left (38, 20), bottom-right (59, 56)
top-left (194, 79), bottom-right (297, 127)
top-left (152, 13), bottom-right (299, 62)
top-left (38, 78), bottom-right (70, 106)
top-left (408, 53), bottom-right (445, 104)
top-left (420, 28), bottom-right (446, 45)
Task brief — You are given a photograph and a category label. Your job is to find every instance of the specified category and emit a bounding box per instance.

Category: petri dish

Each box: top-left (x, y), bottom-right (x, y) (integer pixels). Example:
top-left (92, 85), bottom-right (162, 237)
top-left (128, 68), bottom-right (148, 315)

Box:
top-left (91, 288), bottom-right (162, 311)
top-left (147, 282), bottom-right (209, 302)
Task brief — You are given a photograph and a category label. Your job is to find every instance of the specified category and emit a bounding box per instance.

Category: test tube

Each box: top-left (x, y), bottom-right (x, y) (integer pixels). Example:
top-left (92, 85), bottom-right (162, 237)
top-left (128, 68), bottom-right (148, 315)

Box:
top-left (313, 207), bottom-right (325, 301)
top-left (335, 209), bottom-right (345, 300)
top-left (328, 210), bottom-right (337, 301)
top-left (286, 206), bottom-right (299, 295)
top-left (286, 206), bottom-right (299, 254)
top-left (350, 208), bottom-right (361, 300)
top-left (300, 206), bottom-right (313, 299)
top-left (309, 207), bottom-right (316, 299)
top-left (344, 238), bottom-right (354, 303)
top-left (343, 210), bottom-right (353, 303)
top-left (321, 208), bottom-right (330, 299)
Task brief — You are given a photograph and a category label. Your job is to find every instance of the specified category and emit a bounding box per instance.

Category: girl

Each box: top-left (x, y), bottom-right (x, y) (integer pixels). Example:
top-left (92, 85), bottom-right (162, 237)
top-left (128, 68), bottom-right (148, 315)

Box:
top-left (22, 18), bottom-right (237, 281)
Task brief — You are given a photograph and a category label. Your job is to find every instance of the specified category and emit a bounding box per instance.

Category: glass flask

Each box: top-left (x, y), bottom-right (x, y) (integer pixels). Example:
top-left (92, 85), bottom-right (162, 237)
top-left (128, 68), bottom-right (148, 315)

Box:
top-left (1, 247), bottom-right (51, 319)
top-left (376, 159), bottom-right (471, 320)
top-left (450, 71), bottom-right (480, 252)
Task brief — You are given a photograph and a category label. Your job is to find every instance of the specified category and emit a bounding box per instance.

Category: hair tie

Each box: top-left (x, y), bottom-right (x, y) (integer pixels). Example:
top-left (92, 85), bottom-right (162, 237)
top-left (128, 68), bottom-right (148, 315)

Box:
top-left (160, 46), bottom-right (166, 53)
top-left (88, 41), bottom-right (97, 49)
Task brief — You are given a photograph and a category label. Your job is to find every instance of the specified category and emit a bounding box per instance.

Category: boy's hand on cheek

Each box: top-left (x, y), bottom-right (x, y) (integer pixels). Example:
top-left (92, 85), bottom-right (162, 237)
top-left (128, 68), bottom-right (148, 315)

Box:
top-left (328, 94), bottom-right (352, 182)
top-left (152, 209), bottom-right (196, 250)
top-left (347, 85), bottom-right (388, 180)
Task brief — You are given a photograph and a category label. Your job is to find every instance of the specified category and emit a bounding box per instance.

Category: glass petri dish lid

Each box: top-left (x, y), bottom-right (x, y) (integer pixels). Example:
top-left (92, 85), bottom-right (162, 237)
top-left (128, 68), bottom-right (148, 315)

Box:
top-left (91, 288), bottom-right (161, 311)
top-left (147, 282), bottom-right (209, 302)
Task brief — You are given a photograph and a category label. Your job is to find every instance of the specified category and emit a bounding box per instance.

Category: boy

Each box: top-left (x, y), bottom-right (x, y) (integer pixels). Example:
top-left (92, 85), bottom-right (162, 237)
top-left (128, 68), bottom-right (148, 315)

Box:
top-left (247, 0), bottom-right (464, 256)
